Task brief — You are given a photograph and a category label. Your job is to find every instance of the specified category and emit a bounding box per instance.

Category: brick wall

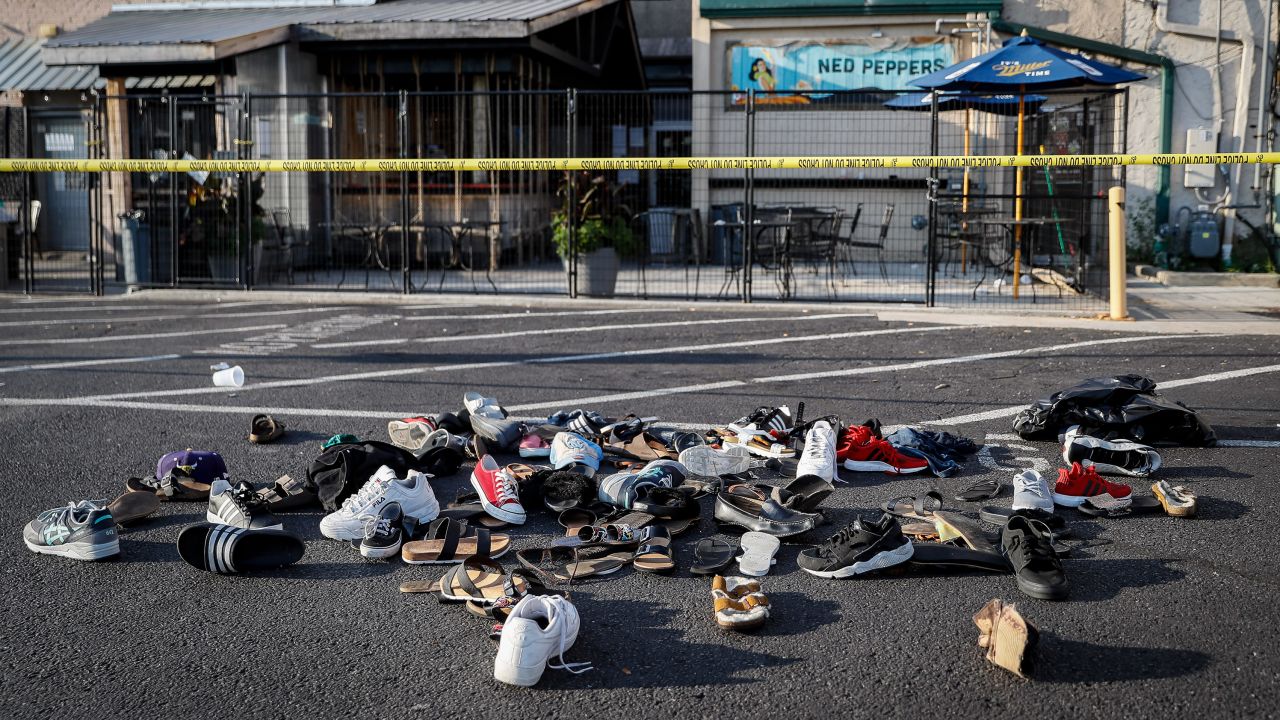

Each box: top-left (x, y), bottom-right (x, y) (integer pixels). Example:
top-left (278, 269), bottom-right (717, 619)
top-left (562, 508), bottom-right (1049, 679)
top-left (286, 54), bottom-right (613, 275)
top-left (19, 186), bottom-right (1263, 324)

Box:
top-left (0, 0), bottom-right (195, 40)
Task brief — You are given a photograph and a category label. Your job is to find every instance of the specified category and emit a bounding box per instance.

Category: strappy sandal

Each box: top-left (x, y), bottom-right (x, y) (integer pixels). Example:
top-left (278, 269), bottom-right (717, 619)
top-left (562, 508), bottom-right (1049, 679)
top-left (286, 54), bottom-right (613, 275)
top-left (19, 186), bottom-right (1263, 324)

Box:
top-left (401, 518), bottom-right (511, 564)
top-left (516, 546), bottom-right (632, 583)
top-left (881, 490), bottom-right (944, 521)
top-left (463, 569), bottom-right (564, 622)
top-left (436, 556), bottom-right (525, 605)
top-left (124, 468), bottom-right (211, 502)
top-left (690, 537), bottom-right (735, 576)
top-left (632, 526), bottom-right (675, 574)
top-left (248, 414), bottom-right (285, 444)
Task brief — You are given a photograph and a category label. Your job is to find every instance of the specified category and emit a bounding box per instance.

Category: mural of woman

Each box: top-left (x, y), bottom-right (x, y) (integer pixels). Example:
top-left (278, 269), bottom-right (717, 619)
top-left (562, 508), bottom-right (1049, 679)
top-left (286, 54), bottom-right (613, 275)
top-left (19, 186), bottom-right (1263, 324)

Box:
top-left (749, 58), bottom-right (776, 91)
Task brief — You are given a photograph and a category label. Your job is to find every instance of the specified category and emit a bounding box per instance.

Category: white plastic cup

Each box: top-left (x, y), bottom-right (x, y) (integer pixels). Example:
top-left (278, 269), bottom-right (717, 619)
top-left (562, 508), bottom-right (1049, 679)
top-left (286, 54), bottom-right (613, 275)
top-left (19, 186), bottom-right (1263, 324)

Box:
top-left (212, 365), bottom-right (244, 388)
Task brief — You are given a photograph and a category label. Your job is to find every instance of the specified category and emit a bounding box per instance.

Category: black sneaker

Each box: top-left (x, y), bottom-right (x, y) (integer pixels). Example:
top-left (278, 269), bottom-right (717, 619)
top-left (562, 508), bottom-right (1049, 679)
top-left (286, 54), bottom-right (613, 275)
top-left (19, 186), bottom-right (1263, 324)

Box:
top-left (1002, 514), bottom-right (1069, 601)
top-left (207, 479), bottom-right (283, 530)
top-left (798, 513), bottom-right (914, 578)
top-left (360, 501), bottom-right (404, 560)
top-left (24, 501), bottom-right (120, 561)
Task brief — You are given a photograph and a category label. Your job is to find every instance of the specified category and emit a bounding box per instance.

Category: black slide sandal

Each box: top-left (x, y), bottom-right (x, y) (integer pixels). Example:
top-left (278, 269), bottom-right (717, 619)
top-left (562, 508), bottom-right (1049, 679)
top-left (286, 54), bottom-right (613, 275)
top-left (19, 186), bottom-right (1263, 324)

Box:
top-left (177, 523), bottom-right (304, 575)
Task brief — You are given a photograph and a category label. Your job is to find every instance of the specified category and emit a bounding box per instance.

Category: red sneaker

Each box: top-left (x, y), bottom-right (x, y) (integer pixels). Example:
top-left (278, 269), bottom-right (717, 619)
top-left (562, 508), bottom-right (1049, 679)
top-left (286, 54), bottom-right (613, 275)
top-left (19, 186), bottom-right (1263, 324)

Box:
top-left (1052, 462), bottom-right (1133, 507)
top-left (837, 425), bottom-right (928, 474)
top-left (470, 455), bottom-right (526, 524)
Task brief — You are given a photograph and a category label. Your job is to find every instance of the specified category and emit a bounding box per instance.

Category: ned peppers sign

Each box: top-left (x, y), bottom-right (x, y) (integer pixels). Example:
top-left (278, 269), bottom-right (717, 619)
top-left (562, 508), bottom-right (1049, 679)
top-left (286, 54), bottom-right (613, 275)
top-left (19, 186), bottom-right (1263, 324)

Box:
top-left (728, 39), bottom-right (955, 104)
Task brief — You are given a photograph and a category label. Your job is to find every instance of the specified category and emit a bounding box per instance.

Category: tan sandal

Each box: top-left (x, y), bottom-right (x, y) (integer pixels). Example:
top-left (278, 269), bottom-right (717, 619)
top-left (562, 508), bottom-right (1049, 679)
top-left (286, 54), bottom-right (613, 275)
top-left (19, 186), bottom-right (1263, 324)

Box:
top-left (712, 575), bottom-right (770, 631)
top-left (401, 518), bottom-right (510, 564)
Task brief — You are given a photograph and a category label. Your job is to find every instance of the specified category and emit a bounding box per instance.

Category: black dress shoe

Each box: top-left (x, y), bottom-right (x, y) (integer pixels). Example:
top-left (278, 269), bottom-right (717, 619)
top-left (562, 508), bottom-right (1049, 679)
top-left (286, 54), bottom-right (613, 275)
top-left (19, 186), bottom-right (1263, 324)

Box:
top-left (714, 484), bottom-right (819, 537)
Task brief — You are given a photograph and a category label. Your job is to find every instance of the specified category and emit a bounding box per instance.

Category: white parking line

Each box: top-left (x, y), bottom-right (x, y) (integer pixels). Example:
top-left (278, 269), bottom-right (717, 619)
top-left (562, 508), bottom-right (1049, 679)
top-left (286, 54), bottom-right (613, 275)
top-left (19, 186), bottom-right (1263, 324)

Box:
top-left (919, 361), bottom-right (1280, 427)
top-left (504, 334), bottom-right (1207, 412)
top-left (3, 323), bottom-right (290, 346)
top-left (1217, 440), bottom-right (1280, 447)
top-left (70, 323), bottom-right (958, 402)
top-left (0, 306), bottom-right (345, 328)
top-left (313, 312), bottom-right (871, 349)
top-left (0, 302), bottom-right (267, 315)
top-left (0, 354), bottom-right (181, 374)
top-left (398, 308), bottom-right (687, 322)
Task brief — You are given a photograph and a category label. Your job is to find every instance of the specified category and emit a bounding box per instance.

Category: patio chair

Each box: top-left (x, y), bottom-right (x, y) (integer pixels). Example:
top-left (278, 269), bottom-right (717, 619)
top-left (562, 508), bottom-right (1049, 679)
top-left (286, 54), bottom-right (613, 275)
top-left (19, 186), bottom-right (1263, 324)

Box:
top-left (258, 209), bottom-right (297, 285)
top-left (634, 208), bottom-right (702, 300)
top-left (839, 203), bottom-right (892, 283)
top-left (785, 207), bottom-right (844, 298)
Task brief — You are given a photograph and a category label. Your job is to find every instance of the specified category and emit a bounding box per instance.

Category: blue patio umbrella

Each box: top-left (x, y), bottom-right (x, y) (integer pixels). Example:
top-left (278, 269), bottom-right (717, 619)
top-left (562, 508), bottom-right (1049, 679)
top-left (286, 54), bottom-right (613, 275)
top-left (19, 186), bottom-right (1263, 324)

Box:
top-left (909, 31), bottom-right (1146, 298)
top-left (883, 91), bottom-right (1048, 117)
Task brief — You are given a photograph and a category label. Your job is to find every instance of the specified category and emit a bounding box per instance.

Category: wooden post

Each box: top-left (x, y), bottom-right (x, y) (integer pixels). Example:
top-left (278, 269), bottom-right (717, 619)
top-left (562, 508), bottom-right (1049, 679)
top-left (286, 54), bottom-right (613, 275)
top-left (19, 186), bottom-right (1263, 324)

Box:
top-left (103, 78), bottom-right (131, 279)
top-left (1108, 186), bottom-right (1128, 320)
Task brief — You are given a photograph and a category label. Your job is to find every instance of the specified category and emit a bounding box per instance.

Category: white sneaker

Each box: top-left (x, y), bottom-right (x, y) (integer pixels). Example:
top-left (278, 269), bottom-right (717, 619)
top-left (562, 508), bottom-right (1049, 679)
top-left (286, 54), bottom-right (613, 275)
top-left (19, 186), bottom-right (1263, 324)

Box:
top-left (1011, 469), bottom-right (1054, 513)
top-left (678, 444), bottom-right (758, 477)
top-left (1062, 426), bottom-right (1162, 477)
top-left (494, 595), bottom-right (592, 687)
top-left (794, 420), bottom-right (838, 482)
top-left (319, 465), bottom-right (439, 541)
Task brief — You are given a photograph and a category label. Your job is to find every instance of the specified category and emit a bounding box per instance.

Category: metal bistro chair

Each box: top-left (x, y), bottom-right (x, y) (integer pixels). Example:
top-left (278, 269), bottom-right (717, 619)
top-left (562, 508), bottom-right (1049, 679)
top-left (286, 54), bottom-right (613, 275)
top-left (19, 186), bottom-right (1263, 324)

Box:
top-left (839, 202), bottom-right (892, 283)
top-left (789, 206), bottom-right (845, 298)
top-left (634, 208), bottom-right (703, 300)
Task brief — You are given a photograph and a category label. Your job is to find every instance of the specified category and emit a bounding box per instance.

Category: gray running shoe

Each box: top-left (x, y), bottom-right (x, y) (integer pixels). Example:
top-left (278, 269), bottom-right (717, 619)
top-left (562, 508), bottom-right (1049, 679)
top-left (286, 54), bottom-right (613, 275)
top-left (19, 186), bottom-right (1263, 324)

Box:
top-left (24, 500), bottom-right (120, 561)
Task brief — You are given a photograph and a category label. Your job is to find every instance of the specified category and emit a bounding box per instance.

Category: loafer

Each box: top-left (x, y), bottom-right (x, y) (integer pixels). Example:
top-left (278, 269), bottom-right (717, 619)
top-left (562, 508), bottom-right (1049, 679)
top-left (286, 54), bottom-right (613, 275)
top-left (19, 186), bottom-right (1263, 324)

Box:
top-left (714, 484), bottom-right (819, 537)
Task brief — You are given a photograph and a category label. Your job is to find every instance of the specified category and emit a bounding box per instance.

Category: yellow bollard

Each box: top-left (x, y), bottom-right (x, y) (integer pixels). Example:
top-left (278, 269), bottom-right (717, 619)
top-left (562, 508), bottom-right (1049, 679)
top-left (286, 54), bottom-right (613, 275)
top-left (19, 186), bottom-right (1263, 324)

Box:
top-left (1108, 186), bottom-right (1128, 320)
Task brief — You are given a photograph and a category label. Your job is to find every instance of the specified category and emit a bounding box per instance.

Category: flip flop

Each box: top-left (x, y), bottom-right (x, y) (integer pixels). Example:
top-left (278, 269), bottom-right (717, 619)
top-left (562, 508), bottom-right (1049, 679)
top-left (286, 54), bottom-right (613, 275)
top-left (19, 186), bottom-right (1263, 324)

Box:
top-left (401, 518), bottom-right (511, 564)
top-left (955, 476), bottom-right (1003, 502)
top-left (881, 490), bottom-right (944, 521)
top-left (632, 526), bottom-right (676, 574)
top-left (248, 414), bottom-right (285, 444)
top-left (109, 491), bottom-right (160, 525)
top-left (736, 531), bottom-right (780, 577)
top-left (437, 556), bottom-right (523, 605)
top-left (690, 537), bottom-right (735, 576)
top-left (932, 511), bottom-right (998, 552)
top-left (906, 543), bottom-right (1011, 573)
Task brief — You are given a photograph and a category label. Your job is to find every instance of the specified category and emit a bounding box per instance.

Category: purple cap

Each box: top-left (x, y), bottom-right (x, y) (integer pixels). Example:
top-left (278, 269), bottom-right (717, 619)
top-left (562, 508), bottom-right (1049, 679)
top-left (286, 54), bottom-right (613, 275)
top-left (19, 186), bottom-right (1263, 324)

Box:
top-left (155, 450), bottom-right (228, 485)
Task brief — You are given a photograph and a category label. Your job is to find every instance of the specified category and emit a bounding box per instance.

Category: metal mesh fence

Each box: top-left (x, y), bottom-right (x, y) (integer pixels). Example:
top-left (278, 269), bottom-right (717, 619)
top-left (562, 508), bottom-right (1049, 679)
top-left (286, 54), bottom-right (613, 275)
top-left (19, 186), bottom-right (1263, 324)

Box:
top-left (2, 88), bottom-right (1125, 309)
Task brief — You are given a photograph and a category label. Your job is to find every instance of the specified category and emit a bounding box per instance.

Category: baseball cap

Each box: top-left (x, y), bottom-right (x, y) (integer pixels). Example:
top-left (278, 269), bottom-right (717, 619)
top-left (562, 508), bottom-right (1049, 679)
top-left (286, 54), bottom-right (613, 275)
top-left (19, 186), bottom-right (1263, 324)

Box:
top-left (155, 450), bottom-right (229, 485)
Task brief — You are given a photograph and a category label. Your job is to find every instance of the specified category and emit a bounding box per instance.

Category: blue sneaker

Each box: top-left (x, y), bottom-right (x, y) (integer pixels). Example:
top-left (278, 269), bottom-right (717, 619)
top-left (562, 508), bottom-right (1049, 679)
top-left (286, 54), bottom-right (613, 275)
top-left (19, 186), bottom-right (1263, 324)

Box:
top-left (598, 459), bottom-right (688, 509)
top-left (550, 432), bottom-right (603, 478)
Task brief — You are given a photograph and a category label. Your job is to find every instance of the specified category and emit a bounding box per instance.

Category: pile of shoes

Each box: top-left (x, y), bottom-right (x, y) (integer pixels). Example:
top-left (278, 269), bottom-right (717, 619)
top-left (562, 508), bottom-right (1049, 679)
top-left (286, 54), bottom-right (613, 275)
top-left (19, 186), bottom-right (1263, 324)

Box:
top-left (20, 381), bottom-right (1213, 687)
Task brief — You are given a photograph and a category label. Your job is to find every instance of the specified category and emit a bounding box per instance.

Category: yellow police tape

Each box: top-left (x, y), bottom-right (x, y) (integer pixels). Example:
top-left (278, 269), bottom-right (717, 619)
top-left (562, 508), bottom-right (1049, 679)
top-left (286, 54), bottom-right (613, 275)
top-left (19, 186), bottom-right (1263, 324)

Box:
top-left (1, 152), bottom-right (1279, 173)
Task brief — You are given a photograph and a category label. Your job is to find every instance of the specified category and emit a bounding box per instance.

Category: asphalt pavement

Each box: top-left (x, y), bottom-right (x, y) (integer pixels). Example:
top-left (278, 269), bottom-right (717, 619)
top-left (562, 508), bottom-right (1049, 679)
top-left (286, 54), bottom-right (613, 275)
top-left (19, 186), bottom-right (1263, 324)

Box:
top-left (1, 294), bottom-right (1277, 720)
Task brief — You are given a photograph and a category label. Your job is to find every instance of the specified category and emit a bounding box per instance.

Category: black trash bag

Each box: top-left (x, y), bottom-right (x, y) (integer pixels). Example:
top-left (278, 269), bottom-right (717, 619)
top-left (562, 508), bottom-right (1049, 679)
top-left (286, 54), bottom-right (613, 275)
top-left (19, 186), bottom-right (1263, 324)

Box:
top-left (1012, 374), bottom-right (1216, 447)
top-left (306, 440), bottom-right (420, 512)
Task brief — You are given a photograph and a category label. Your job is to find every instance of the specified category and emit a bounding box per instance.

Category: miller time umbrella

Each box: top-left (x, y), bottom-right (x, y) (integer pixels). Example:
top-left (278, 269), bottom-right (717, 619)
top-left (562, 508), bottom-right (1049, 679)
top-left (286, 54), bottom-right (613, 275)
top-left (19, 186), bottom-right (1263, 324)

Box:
top-left (909, 31), bottom-right (1145, 299)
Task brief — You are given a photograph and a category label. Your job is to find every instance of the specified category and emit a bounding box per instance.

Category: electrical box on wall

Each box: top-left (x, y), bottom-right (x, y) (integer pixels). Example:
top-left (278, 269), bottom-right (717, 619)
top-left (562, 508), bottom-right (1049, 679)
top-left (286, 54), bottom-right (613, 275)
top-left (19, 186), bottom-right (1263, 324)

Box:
top-left (1184, 128), bottom-right (1218, 188)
